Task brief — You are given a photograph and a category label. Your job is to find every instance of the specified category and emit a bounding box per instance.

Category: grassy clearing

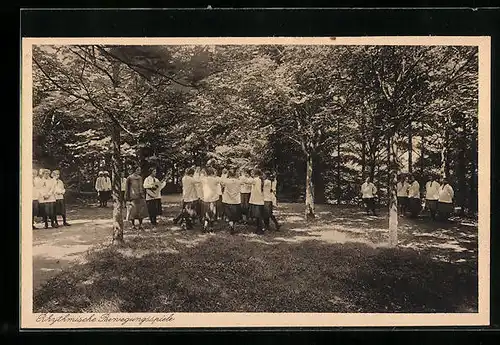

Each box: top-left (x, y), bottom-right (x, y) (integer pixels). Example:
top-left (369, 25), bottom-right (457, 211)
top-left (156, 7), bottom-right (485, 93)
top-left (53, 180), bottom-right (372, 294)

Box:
top-left (33, 199), bottom-right (478, 313)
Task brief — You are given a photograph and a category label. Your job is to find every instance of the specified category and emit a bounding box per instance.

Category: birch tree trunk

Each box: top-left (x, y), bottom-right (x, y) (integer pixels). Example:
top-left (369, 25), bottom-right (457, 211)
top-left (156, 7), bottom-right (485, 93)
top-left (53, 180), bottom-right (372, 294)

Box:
top-left (388, 136), bottom-right (398, 247)
top-left (305, 152), bottom-right (315, 220)
top-left (111, 121), bottom-right (124, 245)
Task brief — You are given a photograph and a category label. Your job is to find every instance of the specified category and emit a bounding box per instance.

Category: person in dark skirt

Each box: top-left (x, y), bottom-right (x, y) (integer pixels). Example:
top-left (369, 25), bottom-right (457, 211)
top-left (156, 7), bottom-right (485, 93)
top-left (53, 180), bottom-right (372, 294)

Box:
top-left (425, 174), bottom-right (441, 220)
top-left (360, 177), bottom-right (377, 216)
top-left (198, 167), bottom-right (220, 233)
top-left (437, 177), bottom-right (455, 221)
top-left (101, 171), bottom-right (112, 207)
top-left (239, 168), bottom-right (252, 223)
top-left (52, 170), bottom-right (70, 226)
top-left (178, 167), bottom-right (199, 230)
top-left (263, 171), bottom-right (280, 231)
top-left (32, 169), bottom-right (42, 229)
top-left (125, 167), bottom-right (149, 230)
top-left (95, 171), bottom-right (104, 207)
top-left (396, 174), bottom-right (409, 216)
top-left (242, 168), bottom-right (266, 235)
top-left (220, 167), bottom-right (244, 234)
top-left (173, 168), bottom-right (189, 225)
top-left (39, 169), bottom-right (58, 229)
top-left (193, 166), bottom-right (204, 224)
top-left (407, 174), bottom-right (422, 218)
top-left (143, 168), bottom-right (167, 228)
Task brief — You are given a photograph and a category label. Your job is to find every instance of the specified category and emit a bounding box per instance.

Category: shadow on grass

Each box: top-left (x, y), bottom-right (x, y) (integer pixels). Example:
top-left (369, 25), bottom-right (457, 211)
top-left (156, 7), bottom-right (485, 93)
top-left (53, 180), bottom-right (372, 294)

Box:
top-left (34, 235), bottom-right (477, 314)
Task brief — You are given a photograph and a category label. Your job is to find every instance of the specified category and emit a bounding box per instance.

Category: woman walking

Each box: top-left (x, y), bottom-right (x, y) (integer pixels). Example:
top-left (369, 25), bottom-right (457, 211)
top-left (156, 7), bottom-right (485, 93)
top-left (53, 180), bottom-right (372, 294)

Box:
top-left (124, 167), bottom-right (149, 230)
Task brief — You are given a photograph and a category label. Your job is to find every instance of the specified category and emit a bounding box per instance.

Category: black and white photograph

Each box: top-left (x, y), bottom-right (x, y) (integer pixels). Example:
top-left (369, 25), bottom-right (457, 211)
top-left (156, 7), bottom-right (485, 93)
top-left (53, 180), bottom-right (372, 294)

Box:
top-left (21, 37), bottom-right (490, 328)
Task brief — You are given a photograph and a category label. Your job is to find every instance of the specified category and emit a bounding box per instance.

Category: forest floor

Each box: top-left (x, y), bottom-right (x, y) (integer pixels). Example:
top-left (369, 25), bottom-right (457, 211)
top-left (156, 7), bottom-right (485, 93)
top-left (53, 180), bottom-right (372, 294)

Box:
top-left (32, 194), bottom-right (478, 313)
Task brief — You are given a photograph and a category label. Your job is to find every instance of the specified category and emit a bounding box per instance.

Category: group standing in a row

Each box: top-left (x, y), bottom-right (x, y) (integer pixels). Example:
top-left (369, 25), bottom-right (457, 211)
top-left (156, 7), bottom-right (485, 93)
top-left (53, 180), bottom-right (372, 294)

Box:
top-left (32, 169), bottom-right (70, 229)
top-left (361, 173), bottom-right (455, 221)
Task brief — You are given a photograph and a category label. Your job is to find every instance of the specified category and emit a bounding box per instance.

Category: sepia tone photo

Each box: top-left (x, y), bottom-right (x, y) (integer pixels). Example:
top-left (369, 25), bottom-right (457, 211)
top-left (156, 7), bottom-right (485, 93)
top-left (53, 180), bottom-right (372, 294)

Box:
top-left (21, 37), bottom-right (490, 328)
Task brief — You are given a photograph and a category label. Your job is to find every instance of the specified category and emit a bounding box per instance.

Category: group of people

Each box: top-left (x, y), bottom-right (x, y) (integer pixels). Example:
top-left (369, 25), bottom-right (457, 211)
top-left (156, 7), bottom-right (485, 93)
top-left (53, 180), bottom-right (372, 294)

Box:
top-left (94, 171), bottom-right (112, 207)
top-left (360, 173), bottom-right (455, 221)
top-left (174, 166), bottom-right (280, 235)
top-left (32, 169), bottom-right (70, 229)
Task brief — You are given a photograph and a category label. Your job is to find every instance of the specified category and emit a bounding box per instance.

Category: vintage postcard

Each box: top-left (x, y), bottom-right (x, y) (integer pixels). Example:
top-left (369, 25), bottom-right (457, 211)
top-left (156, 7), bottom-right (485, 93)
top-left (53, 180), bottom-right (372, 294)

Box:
top-left (20, 36), bottom-right (490, 328)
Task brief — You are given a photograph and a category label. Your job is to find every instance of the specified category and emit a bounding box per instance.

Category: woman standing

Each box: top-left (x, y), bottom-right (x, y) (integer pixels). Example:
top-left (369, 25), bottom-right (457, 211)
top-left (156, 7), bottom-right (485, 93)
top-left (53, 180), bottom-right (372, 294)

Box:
top-left (407, 174), bottom-right (422, 218)
top-left (32, 169), bottom-right (42, 229)
top-left (178, 167), bottom-right (198, 230)
top-left (360, 177), bottom-right (377, 216)
top-left (199, 167), bottom-right (220, 233)
top-left (425, 174), bottom-right (441, 220)
top-left (437, 177), bottom-right (455, 221)
top-left (143, 168), bottom-right (167, 227)
top-left (220, 167), bottom-right (243, 234)
top-left (239, 168), bottom-right (252, 223)
top-left (39, 169), bottom-right (58, 229)
top-left (52, 170), bottom-right (70, 227)
top-left (244, 168), bottom-right (266, 235)
top-left (95, 171), bottom-right (104, 207)
top-left (124, 167), bottom-right (149, 230)
top-left (396, 174), bottom-right (410, 216)
top-left (101, 171), bottom-right (112, 207)
top-left (263, 171), bottom-right (280, 231)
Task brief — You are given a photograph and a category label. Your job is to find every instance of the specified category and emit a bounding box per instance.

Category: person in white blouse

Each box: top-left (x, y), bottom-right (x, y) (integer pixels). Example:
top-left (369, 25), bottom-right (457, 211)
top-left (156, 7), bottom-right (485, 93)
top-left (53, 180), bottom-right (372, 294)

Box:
top-left (360, 177), bottom-right (377, 216)
top-left (437, 177), bottom-right (455, 221)
top-left (193, 166), bottom-right (204, 223)
top-left (263, 171), bottom-right (280, 231)
top-left (220, 167), bottom-right (246, 234)
top-left (425, 174), bottom-right (441, 220)
top-left (177, 167), bottom-right (199, 230)
top-left (39, 169), bottom-right (58, 229)
top-left (396, 174), bottom-right (410, 216)
top-left (143, 168), bottom-right (167, 227)
top-left (95, 171), bottom-right (105, 207)
top-left (199, 167), bottom-right (221, 233)
top-left (120, 172), bottom-right (127, 207)
top-left (242, 168), bottom-right (266, 235)
top-left (101, 171), bottom-right (112, 207)
top-left (407, 174), bottom-right (422, 218)
top-left (216, 168), bottom-right (227, 221)
top-left (32, 169), bottom-right (43, 229)
top-left (239, 168), bottom-right (252, 223)
top-left (52, 170), bottom-right (71, 227)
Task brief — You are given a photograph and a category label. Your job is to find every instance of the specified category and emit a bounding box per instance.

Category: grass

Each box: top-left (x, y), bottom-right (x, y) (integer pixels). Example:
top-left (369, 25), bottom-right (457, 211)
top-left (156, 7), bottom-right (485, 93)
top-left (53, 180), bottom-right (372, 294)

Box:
top-left (33, 197), bottom-right (478, 313)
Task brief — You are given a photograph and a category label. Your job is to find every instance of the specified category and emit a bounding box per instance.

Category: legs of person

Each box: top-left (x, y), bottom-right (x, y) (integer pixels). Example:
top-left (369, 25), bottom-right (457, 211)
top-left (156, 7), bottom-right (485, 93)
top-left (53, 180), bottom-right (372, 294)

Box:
top-left (362, 198), bottom-right (369, 214)
top-left (48, 203), bottom-right (57, 228)
top-left (369, 198), bottom-right (376, 215)
top-left (146, 200), bottom-right (155, 226)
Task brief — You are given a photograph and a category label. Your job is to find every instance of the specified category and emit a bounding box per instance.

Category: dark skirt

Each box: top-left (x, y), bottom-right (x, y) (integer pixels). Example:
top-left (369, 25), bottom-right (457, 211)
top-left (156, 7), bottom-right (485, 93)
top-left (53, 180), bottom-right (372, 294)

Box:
top-left (438, 202), bottom-right (454, 218)
top-left (241, 193), bottom-right (251, 213)
top-left (54, 199), bottom-right (66, 216)
top-left (146, 199), bottom-right (162, 217)
top-left (426, 199), bottom-right (438, 212)
top-left (409, 197), bottom-right (422, 216)
top-left (249, 203), bottom-right (264, 219)
top-left (216, 195), bottom-right (224, 217)
top-left (32, 200), bottom-right (39, 218)
top-left (202, 201), bottom-right (217, 221)
top-left (263, 201), bottom-right (273, 219)
top-left (362, 197), bottom-right (375, 210)
top-left (100, 190), bottom-right (111, 202)
top-left (195, 199), bottom-right (202, 218)
top-left (127, 198), bottom-right (148, 220)
top-left (39, 202), bottom-right (55, 218)
top-left (224, 203), bottom-right (242, 222)
top-left (397, 196), bottom-right (408, 208)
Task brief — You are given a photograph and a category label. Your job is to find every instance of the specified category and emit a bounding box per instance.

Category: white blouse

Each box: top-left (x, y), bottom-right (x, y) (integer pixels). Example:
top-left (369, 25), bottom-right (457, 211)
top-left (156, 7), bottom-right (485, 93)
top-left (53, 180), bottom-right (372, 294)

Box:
top-left (361, 182), bottom-right (377, 198)
top-left (33, 177), bottom-right (43, 201)
top-left (408, 181), bottom-right (421, 198)
top-left (200, 176), bottom-right (221, 203)
top-left (240, 176), bottom-right (252, 194)
top-left (143, 176), bottom-right (166, 200)
top-left (246, 177), bottom-right (265, 206)
top-left (39, 177), bottom-right (56, 203)
top-left (263, 179), bottom-right (274, 202)
top-left (220, 177), bottom-right (243, 205)
top-left (438, 184), bottom-right (454, 203)
top-left (54, 179), bottom-right (66, 200)
top-left (396, 182), bottom-right (410, 197)
top-left (181, 175), bottom-right (198, 203)
top-left (425, 181), bottom-right (441, 200)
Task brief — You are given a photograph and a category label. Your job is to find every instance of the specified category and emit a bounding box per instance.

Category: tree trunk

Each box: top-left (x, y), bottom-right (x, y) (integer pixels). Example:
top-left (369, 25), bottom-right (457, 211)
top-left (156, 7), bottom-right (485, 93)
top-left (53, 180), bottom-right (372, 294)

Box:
top-left (420, 121), bottom-right (425, 174)
top-left (457, 117), bottom-right (467, 215)
top-left (337, 119), bottom-right (342, 204)
top-left (408, 121), bottom-right (413, 174)
top-left (111, 121), bottom-right (124, 245)
top-left (361, 139), bottom-right (366, 177)
top-left (386, 135), bottom-right (391, 205)
top-left (388, 136), bottom-right (398, 247)
top-left (305, 153), bottom-right (315, 220)
top-left (469, 134), bottom-right (478, 214)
